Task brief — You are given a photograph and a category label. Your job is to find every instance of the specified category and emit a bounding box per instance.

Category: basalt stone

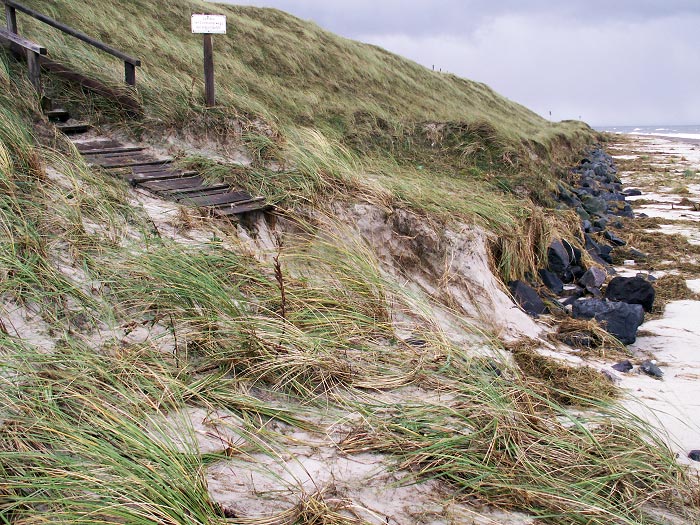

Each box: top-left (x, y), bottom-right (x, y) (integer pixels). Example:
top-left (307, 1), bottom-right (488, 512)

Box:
top-left (688, 450), bottom-right (700, 462)
top-left (640, 360), bottom-right (663, 379)
top-left (580, 267), bottom-right (607, 291)
top-left (605, 276), bottom-right (655, 313)
top-left (604, 230), bottom-right (627, 246)
top-left (539, 269), bottom-right (564, 294)
top-left (624, 188), bottom-right (643, 197)
top-left (582, 220), bottom-right (593, 233)
top-left (599, 245), bottom-right (614, 264)
top-left (612, 360), bottom-right (634, 373)
top-left (572, 299), bottom-right (645, 344)
top-left (581, 194), bottom-right (608, 217)
top-left (594, 164), bottom-right (610, 178)
top-left (593, 217), bottom-right (609, 230)
top-left (548, 239), bottom-right (571, 276)
top-left (509, 280), bottom-right (548, 317)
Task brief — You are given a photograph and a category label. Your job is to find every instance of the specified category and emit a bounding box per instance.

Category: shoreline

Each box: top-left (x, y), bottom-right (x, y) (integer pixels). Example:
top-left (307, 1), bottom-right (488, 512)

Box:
top-left (606, 134), bottom-right (700, 467)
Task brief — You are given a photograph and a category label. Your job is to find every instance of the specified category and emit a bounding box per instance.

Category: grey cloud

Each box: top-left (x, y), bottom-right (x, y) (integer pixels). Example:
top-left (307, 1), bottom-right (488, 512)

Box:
top-left (223, 1), bottom-right (700, 37)
top-left (214, 1), bottom-right (700, 125)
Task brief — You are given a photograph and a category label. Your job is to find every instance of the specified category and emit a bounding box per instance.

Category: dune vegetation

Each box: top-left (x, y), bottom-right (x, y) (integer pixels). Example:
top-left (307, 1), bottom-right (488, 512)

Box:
top-left (1, 1), bottom-right (699, 524)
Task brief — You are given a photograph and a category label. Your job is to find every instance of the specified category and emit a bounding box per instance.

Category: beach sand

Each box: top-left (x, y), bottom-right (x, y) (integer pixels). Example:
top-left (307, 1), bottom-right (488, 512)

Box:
top-left (608, 134), bottom-right (700, 467)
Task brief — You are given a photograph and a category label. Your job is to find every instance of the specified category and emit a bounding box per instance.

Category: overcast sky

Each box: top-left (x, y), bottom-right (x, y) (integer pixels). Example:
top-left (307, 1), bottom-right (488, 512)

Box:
top-left (217, 1), bottom-right (700, 126)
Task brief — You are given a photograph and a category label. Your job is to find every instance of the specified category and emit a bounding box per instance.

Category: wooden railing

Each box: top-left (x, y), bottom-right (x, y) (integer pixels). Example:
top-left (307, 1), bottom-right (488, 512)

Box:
top-left (2, 0), bottom-right (141, 86)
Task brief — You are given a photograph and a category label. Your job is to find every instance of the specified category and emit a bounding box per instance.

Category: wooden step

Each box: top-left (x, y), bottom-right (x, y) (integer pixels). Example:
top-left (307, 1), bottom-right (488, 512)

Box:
top-left (211, 198), bottom-right (271, 217)
top-left (181, 191), bottom-right (253, 207)
top-left (81, 146), bottom-right (145, 155)
top-left (138, 176), bottom-right (204, 192)
top-left (100, 158), bottom-right (172, 170)
top-left (128, 170), bottom-right (197, 184)
top-left (46, 108), bottom-right (70, 123)
top-left (170, 185), bottom-right (232, 199)
top-left (56, 122), bottom-right (91, 135)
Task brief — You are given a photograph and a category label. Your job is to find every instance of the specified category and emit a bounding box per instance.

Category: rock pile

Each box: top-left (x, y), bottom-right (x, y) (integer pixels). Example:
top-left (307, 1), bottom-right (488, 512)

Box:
top-left (510, 147), bottom-right (655, 345)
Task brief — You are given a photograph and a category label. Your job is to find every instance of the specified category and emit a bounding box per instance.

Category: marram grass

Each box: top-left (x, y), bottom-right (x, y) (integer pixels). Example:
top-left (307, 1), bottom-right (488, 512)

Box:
top-left (0, 13), bottom-right (699, 525)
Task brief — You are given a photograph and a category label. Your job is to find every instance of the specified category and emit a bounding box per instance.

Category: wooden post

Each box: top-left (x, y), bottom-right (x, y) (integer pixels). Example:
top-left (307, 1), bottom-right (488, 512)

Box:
top-left (5, 4), bottom-right (17, 33)
top-left (203, 33), bottom-right (215, 107)
top-left (26, 50), bottom-right (41, 92)
top-left (124, 61), bottom-right (136, 86)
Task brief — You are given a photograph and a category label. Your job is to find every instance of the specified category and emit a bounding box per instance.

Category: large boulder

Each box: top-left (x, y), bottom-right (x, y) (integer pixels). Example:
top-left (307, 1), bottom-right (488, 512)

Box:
top-left (572, 299), bottom-right (645, 344)
top-left (539, 269), bottom-right (564, 294)
top-left (509, 280), bottom-right (548, 317)
top-left (547, 239), bottom-right (570, 276)
top-left (579, 267), bottom-right (607, 292)
top-left (605, 276), bottom-right (655, 313)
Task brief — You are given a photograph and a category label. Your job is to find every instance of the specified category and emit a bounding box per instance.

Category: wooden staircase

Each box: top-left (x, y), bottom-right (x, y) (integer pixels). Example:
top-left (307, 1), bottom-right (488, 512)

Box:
top-left (1, 0), bottom-right (271, 221)
top-left (50, 111), bottom-right (270, 219)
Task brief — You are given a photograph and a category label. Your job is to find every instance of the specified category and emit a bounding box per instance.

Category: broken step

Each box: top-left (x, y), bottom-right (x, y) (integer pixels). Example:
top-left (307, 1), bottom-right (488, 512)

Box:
top-left (56, 122), bottom-right (91, 135)
top-left (181, 190), bottom-right (253, 207)
top-left (211, 198), bottom-right (271, 217)
top-left (46, 108), bottom-right (70, 123)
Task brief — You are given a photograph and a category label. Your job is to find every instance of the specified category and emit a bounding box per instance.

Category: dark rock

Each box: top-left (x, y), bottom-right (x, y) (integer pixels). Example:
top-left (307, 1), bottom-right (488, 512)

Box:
top-left (640, 360), bottom-right (663, 379)
top-left (604, 230), bottom-right (627, 246)
top-left (539, 269), bottom-right (564, 294)
top-left (568, 265), bottom-right (585, 281)
top-left (605, 276), bottom-right (655, 313)
top-left (636, 272), bottom-right (657, 282)
top-left (548, 240), bottom-right (571, 276)
top-left (579, 267), bottom-right (607, 291)
top-left (688, 450), bottom-right (700, 462)
top-left (623, 188), bottom-right (643, 197)
top-left (612, 360), bottom-right (633, 373)
top-left (572, 299), bottom-right (645, 344)
top-left (581, 194), bottom-right (608, 217)
top-left (599, 245), bottom-right (614, 264)
top-left (582, 220), bottom-right (592, 233)
top-left (509, 280), bottom-right (548, 317)
top-left (593, 217), bottom-right (609, 230)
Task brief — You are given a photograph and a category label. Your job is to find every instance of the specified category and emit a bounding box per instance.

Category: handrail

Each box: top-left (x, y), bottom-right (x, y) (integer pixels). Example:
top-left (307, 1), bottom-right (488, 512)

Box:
top-left (3, 0), bottom-right (141, 85)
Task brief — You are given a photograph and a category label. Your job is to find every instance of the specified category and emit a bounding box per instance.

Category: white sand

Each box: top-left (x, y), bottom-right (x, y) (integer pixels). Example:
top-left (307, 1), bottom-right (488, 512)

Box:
top-left (609, 135), bottom-right (700, 466)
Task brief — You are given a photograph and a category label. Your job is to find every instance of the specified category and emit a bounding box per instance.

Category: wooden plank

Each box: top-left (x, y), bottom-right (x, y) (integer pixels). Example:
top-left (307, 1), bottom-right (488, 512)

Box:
top-left (203, 34), bottom-right (215, 107)
top-left (5, 5), bottom-right (17, 33)
top-left (45, 109), bottom-right (70, 122)
top-left (212, 198), bottom-right (271, 217)
top-left (80, 146), bottom-right (144, 155)
top-left (26, 50), bottom-right (41, 91)
top-left (128, 171), bottom-right (193, 184)
top-left (56, 122), bottom-right (90, 134)
top-left (166, 183), bottom-right (230, 196)
top-left (182, 191), bottom-right (252, 207)
top-left (0, 27), bottom-right (46, 54)
top-left (87, 151), bottom-right (153, 162)
top-left (170, 186), bottom-right (231, 200)
top-left (5, 0), bottom-right (140, 65)
top-left (139, 176), bottom-right (204, 191)
top-left (99, 159), bottom-right (171, 169)
top-left (125, 61), bottom-right (136, 86)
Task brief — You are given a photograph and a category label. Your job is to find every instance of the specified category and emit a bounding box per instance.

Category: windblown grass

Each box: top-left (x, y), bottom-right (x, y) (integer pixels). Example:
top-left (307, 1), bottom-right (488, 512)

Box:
top-left (1, 13), bottom-right (699, 525)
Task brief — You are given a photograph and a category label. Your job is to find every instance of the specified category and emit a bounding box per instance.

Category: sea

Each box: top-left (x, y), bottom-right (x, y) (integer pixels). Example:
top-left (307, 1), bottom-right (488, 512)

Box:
top-left (595, 124), bottom-right (700, 141)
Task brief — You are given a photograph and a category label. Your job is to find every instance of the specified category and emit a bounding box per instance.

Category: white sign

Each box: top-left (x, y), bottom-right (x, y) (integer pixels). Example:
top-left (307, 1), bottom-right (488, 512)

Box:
top-left (191, 14), bottom-right (227, 34)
